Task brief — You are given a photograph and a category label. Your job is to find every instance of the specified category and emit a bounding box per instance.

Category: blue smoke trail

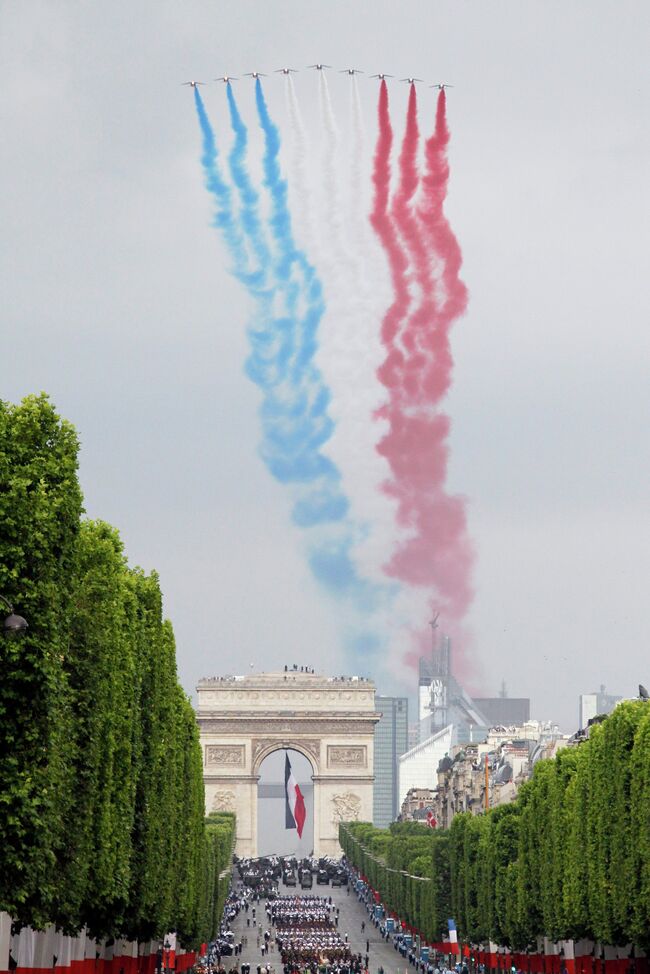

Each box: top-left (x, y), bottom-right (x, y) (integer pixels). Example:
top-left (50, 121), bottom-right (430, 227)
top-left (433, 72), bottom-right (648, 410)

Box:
top-left (193, 84), bottom-right (385, 632)
top-left (226, 84), bottom-right (272, 276)
top-left (251, 78), bottom-right (348, 527)
top-left (193, 88), bottom-right (265, 294)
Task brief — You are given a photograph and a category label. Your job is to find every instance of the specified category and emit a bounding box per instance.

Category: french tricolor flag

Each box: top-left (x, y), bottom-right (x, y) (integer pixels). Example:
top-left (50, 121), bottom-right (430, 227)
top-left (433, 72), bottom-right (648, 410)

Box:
top-left (285, 752), bottom-right (306, 839)
top-left (447, 919), bottom-right (459, 954)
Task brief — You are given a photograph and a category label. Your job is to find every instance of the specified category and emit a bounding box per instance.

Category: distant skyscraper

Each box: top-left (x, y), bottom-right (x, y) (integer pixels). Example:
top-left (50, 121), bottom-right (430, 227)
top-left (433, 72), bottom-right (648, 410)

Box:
top-left (473, 696), bottom-right (531, 727)
top-left (418, 633), bottom-right (489, 745)
top-left (579, 685), bottom-right (622, 729)
top-left (374, 696), bottom-right (409, 828)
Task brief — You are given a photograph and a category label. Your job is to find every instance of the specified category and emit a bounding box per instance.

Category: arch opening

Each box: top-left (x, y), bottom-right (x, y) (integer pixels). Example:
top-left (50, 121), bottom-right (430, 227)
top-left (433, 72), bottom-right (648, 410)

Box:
top-left (257, 747), bottom-right (314, 857)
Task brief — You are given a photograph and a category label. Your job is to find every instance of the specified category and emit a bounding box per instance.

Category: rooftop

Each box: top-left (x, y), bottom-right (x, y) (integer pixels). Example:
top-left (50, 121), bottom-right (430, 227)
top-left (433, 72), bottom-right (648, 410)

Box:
top-left (197, 670), bottom-right (375, 691)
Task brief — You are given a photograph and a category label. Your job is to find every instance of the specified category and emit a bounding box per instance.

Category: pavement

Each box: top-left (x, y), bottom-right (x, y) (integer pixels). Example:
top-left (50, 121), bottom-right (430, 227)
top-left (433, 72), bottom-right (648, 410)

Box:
top-left (227, 876), bottom-right (412, 974)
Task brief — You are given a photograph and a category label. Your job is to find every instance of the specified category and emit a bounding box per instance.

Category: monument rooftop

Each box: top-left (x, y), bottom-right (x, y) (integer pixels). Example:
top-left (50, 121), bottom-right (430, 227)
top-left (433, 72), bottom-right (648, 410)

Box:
top-left (197, 670), bottom-right (374, 691)
top-left (196, 670), bottom-right (378, 716)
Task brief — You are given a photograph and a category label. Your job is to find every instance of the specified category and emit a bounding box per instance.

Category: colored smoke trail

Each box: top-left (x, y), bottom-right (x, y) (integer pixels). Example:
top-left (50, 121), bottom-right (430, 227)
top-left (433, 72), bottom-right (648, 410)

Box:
top-left (193, 83), bottom-right (382, 626)
top-left (349, 75), bottom-right (365, 215)
top-left (371, 83), bottom-right (475, 672)
top-left (244, 78), bottom-right (345, 529)
top-left (192, 80), bottom-right (474, 671)
top-left (311, 73), bottom-right (401, 591)
top-left (284, 76), bottom-right (313, 251)
top-left (370, 82), bottom-right (412, 365)
top-left (317, 72), bottom-right (345, 245)
top-left (250, 80), bottom-right (381, 613)
top-left (225, 84), bottom-right (272, 276)
top-left (193, 88), bottom-right (261, 291)
top-left (348, 75), bottom-right (373, 272)
top-left (390, 85), bottom-right (437, 401)
top-left (416, 89), bottom-right (468, 402)
top-left (194, 85), bottom-right (346, 569)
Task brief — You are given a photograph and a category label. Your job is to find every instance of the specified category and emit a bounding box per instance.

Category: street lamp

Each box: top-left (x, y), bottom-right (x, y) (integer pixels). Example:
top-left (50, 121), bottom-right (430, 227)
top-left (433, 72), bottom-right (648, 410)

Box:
top-left (0, 595), bottom-right (28, 635)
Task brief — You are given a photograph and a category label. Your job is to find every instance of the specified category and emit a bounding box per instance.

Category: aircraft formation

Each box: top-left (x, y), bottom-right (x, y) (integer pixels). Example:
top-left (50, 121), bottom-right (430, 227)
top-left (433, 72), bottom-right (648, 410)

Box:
top-left (181, 66), bottom-right (452, 88)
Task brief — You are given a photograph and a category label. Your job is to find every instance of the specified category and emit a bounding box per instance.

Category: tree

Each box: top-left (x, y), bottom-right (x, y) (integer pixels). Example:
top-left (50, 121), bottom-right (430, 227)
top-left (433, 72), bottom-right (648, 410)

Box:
top-left (562, 743), bottom-right (591, 939)
top-left (430, 831), bottom-right (452, 942)
top-left (56, 521), bottom-right (139, 936)
top-left (449, 814), bottom-right (468, 935)
top-left (0, 394), bottom-right (83, 926)
top-left (592, 701), bottom-right (646, 944)
top-left (0, 394), bottom-right (230, 947)
top-left (491, 804), bottom-right (520, 946)
top-left (630, 707), bottom-right (650, 949)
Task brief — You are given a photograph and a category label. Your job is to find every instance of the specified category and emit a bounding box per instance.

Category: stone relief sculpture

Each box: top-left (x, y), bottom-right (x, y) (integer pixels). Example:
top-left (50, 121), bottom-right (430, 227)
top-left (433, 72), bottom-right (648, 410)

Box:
top-left (331, 791), bottom-right (362, 823)
top-left (328, 745), bottom-right (366, 768)
top-left (211, 790), bottom-right (236, 813)
top-left (205, 745), bottom-right (245, 767)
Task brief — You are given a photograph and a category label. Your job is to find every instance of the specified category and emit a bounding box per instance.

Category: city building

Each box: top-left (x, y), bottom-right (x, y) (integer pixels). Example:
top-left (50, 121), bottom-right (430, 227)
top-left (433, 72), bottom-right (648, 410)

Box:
top-left (579, 685), bottom-right (623, 729)
top-left (400, 787), bottom-right (436, 822)
top-left (373, 696), bottom-right (409, 828)
top-left (429, 720), bottom-right (571, 829)
top-left (398, 723), bottom-right (453, 808)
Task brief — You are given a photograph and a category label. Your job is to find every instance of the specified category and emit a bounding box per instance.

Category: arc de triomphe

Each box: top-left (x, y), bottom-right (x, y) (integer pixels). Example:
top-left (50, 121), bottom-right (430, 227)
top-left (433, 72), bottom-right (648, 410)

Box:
top-left (196, 671), bottom-right (380, 857)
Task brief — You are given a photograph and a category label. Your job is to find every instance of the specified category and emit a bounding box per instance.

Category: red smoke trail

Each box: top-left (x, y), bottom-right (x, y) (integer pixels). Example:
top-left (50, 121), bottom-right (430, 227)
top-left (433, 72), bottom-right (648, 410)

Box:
top-left (415, 89), bottom-right (468, 404)
top-left (370, 81), bottom-right (411, 385)
top-left (372, 85), bottom-right (475, 675)
top-left (390, 84), bottom-right (438, 401)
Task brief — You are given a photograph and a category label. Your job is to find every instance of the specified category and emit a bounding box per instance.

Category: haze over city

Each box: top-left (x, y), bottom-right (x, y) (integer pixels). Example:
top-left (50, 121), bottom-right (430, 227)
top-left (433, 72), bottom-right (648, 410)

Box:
top-left (2, 0), bottom-right (649, 731)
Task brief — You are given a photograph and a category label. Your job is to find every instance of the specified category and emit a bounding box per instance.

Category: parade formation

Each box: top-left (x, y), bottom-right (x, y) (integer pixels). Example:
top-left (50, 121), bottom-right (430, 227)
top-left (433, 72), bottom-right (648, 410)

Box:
top-left (199, 857), bottom-right (464, 974)
top-left (272, 895), bottom-right (359, 970)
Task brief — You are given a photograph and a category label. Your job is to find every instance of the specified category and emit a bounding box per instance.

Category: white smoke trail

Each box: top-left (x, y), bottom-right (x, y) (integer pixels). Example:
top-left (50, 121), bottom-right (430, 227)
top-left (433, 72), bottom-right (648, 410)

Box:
top-left (348, 76), bottom-right (372, 296)
top-left (306, 72), bottom-right (400, 591)
top-left (282, 74), bottom-right (420, 667)
top-left (284, 76), bottom-right (314, 253)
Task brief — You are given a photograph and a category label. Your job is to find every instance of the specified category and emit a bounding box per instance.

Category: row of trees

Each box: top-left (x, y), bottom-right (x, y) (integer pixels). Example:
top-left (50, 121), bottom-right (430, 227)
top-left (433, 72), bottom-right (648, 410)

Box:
top-left (204, 814), bottom-right (237, 942)
top-left (339, 820), bottom-right (450, 944)
top-left (341, 698), bottom-right (650, 952)
top-left (0, 394), bottom-right (234, 946)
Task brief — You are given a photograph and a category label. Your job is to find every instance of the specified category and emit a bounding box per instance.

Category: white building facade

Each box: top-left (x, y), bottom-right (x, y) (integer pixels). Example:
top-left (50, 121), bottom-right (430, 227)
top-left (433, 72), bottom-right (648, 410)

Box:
top-left (398, 724), bottom-right (453, 808)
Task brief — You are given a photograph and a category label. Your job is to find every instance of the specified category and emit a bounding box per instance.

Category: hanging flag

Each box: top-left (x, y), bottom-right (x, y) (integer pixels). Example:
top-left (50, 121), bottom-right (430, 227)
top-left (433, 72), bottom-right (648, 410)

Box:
top-left (426, 810), bottom-right (437, 829)
top-left (447, 919), bottom-right (459, 955)
top-left (285, 752), bottom-right (306, 838)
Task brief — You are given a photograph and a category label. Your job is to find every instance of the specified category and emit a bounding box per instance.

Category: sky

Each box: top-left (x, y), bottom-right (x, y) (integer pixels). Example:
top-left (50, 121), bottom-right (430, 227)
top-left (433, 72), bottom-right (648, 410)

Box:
top-left (1, 0), bottom-right (649, 732)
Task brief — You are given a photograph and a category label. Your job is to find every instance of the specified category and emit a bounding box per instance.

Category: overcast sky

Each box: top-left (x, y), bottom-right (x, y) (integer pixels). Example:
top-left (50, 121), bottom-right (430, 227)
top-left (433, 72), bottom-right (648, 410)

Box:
top-left (2, 0), bottom-right (649, 731)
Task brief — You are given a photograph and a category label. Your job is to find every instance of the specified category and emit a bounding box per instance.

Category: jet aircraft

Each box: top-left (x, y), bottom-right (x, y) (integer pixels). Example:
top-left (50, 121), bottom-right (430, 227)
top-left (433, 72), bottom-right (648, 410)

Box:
top-left (401, 77), bottom-right (424, 84)
top-left (308, 64), bottom-right (331, 71)
top-left (244, 71), bottom-right (266, 79)
top-left (370, 73), bottom-right (393, 80)
top-left (431, 83), bottom-right (454, 90)
top-left (340, 67), bottom-right (363, 75)
top-left (215, 75), bottom-right (237, 84)
top-left (275, 67), bottom-right (298, 74)
top-left (181, 81), bottom-right (205, 88)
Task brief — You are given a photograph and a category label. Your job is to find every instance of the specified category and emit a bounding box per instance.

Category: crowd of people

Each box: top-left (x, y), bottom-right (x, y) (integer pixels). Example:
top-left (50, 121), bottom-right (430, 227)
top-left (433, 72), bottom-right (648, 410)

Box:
top-left (198, 857), bottom-right (475, 974)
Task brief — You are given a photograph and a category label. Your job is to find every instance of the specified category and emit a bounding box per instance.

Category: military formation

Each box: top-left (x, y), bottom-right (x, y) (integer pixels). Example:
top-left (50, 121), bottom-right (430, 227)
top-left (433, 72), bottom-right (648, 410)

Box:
top-left (270, 894), bottom-right (362, 970)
